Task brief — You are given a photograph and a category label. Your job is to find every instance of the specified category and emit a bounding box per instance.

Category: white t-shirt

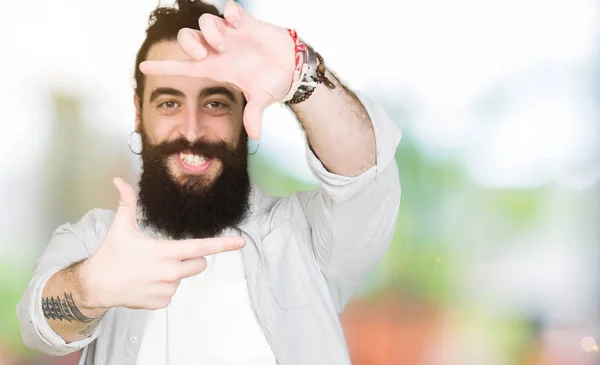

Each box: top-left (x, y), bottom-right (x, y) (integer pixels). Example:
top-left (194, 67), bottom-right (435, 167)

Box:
top-left (136, 228), bottom-right (277, 365)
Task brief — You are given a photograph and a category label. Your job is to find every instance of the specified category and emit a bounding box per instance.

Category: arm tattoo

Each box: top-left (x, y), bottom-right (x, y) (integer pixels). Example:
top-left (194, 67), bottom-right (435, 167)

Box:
top-left (42, 292), bottom-right (97, 323)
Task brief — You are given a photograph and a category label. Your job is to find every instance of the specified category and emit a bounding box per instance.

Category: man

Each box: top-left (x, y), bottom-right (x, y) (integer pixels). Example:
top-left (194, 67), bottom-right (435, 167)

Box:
top-left (17, 0), bottom-right (402, 364)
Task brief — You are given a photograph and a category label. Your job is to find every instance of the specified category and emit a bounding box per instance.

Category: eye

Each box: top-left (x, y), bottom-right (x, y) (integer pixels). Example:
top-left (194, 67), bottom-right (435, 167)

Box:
top-left (159, 100), bottom-right (180, 109)
top-left (206, 101), bottom-right (227, 109)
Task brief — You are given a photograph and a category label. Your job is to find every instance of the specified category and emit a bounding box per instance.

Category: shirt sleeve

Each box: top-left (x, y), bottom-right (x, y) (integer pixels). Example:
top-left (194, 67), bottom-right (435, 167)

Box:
top-left (295, 92), bottom-right (402, 312)
top-left (16, 209), bottom-right (112, 355)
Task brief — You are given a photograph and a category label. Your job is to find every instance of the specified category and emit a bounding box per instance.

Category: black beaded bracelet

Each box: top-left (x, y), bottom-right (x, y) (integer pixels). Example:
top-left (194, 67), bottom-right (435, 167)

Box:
top-left (286, 52), bottom-right (336, 105)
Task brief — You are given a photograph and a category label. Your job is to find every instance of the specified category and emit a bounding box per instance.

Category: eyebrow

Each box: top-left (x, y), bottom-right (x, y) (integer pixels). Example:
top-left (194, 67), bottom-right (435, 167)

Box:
top-left (149, 87), bottom-right (185, 103)
top-left (198, 86), bottom-right (237, 104)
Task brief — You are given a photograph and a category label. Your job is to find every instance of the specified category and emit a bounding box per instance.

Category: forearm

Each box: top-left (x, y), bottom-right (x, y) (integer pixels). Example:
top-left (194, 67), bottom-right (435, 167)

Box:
top-left (42, 260), bottom-right (106, 343)
top-left (289, 70), bottom-right (376, 177)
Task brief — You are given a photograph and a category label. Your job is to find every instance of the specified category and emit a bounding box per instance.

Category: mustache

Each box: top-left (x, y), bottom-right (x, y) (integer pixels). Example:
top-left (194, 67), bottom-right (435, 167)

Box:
top-left (142, 137), bottom-right (247, 167)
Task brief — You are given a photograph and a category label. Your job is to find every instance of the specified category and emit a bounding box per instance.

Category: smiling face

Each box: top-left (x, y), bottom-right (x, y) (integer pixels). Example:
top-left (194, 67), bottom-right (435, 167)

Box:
top-left (137, 41), bottom-right (246, 187)
top-left (135, 41), bottom-right (251, 239)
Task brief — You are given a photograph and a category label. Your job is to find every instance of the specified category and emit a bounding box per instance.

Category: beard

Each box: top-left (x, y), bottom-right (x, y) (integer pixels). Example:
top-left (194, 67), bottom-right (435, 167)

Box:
top-left (137, 127), bottom-right (251, 240)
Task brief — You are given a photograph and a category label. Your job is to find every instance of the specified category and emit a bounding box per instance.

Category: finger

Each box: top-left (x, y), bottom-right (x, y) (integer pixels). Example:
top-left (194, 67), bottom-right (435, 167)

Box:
top-left (198, 13), bottom-right (228, 52)
top-left (178, 257), bottom-right (208, 279)
top-left (243, 92), bottom-right (273, 140)
top-left (147, 296), bottom-right (173, 310)
top-left (147, 282), bottom-right (179, 308)
top-left (139, 59), bottom-right (217, 79)
top-left (225, 0), bottom-right (255, 29)
top-left (177, 28), bottom-right (210, 60)
top-left (223, 0), bottom-right (242, 28)
top-left (166, 236), bottom-right (246, 260)
top-left (112, 177), bottom-right (138, 229)
top-left (152, 282), bottom-right (180, 297)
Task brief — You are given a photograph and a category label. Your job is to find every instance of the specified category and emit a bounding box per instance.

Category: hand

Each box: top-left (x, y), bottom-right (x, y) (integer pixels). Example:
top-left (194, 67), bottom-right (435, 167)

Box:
top-left (139, 0), bottom-right (297, 140)
top-left (80, 177), bottom-right (245, 313)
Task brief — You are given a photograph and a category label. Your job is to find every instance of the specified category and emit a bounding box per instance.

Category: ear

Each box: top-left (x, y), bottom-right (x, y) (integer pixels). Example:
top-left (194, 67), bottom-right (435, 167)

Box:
top-left (134, 94), bottom-right (142, 133)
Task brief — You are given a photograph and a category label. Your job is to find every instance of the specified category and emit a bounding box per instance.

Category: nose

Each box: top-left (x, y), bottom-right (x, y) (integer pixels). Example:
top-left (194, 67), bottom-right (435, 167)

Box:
top-left (179, 106), bottom-right (206, 142)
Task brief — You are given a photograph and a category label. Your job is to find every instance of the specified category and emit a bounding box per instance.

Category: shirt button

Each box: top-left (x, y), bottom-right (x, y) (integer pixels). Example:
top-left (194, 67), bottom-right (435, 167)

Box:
top-left (128, 334), bottom-right (138, 344)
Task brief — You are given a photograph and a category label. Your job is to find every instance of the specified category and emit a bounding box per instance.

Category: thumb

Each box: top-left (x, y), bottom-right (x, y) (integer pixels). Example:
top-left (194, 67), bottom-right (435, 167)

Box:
top-left (112, 177), bottom-right (139, 229)
top-left (177, 28), bottom-right (209, 60)
top-left (243, 92), bottom-right (272, 140)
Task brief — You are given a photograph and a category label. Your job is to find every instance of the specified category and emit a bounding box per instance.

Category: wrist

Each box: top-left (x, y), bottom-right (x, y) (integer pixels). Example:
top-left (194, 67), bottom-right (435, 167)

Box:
top-left (76, 259), bottom-right (110, 318)
top-left (280, 29), bottom-right (336, 105)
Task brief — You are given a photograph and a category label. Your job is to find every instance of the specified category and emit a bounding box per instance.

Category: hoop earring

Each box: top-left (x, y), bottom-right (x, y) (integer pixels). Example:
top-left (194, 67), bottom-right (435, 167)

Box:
top-left (249, 143), bottom-right (260, 156)
top-left (128, 131), bottom-right (142, 155)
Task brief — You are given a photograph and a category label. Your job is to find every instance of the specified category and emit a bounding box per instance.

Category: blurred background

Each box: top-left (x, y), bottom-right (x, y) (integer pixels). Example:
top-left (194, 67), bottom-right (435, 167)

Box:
top-left (1, 0), bottom-right (599, 364)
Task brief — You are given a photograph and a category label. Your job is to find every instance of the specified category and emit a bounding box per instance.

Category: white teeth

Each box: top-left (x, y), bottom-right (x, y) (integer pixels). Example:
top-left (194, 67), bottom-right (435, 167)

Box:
top-left (179, 152), bottom-right (206, 166)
